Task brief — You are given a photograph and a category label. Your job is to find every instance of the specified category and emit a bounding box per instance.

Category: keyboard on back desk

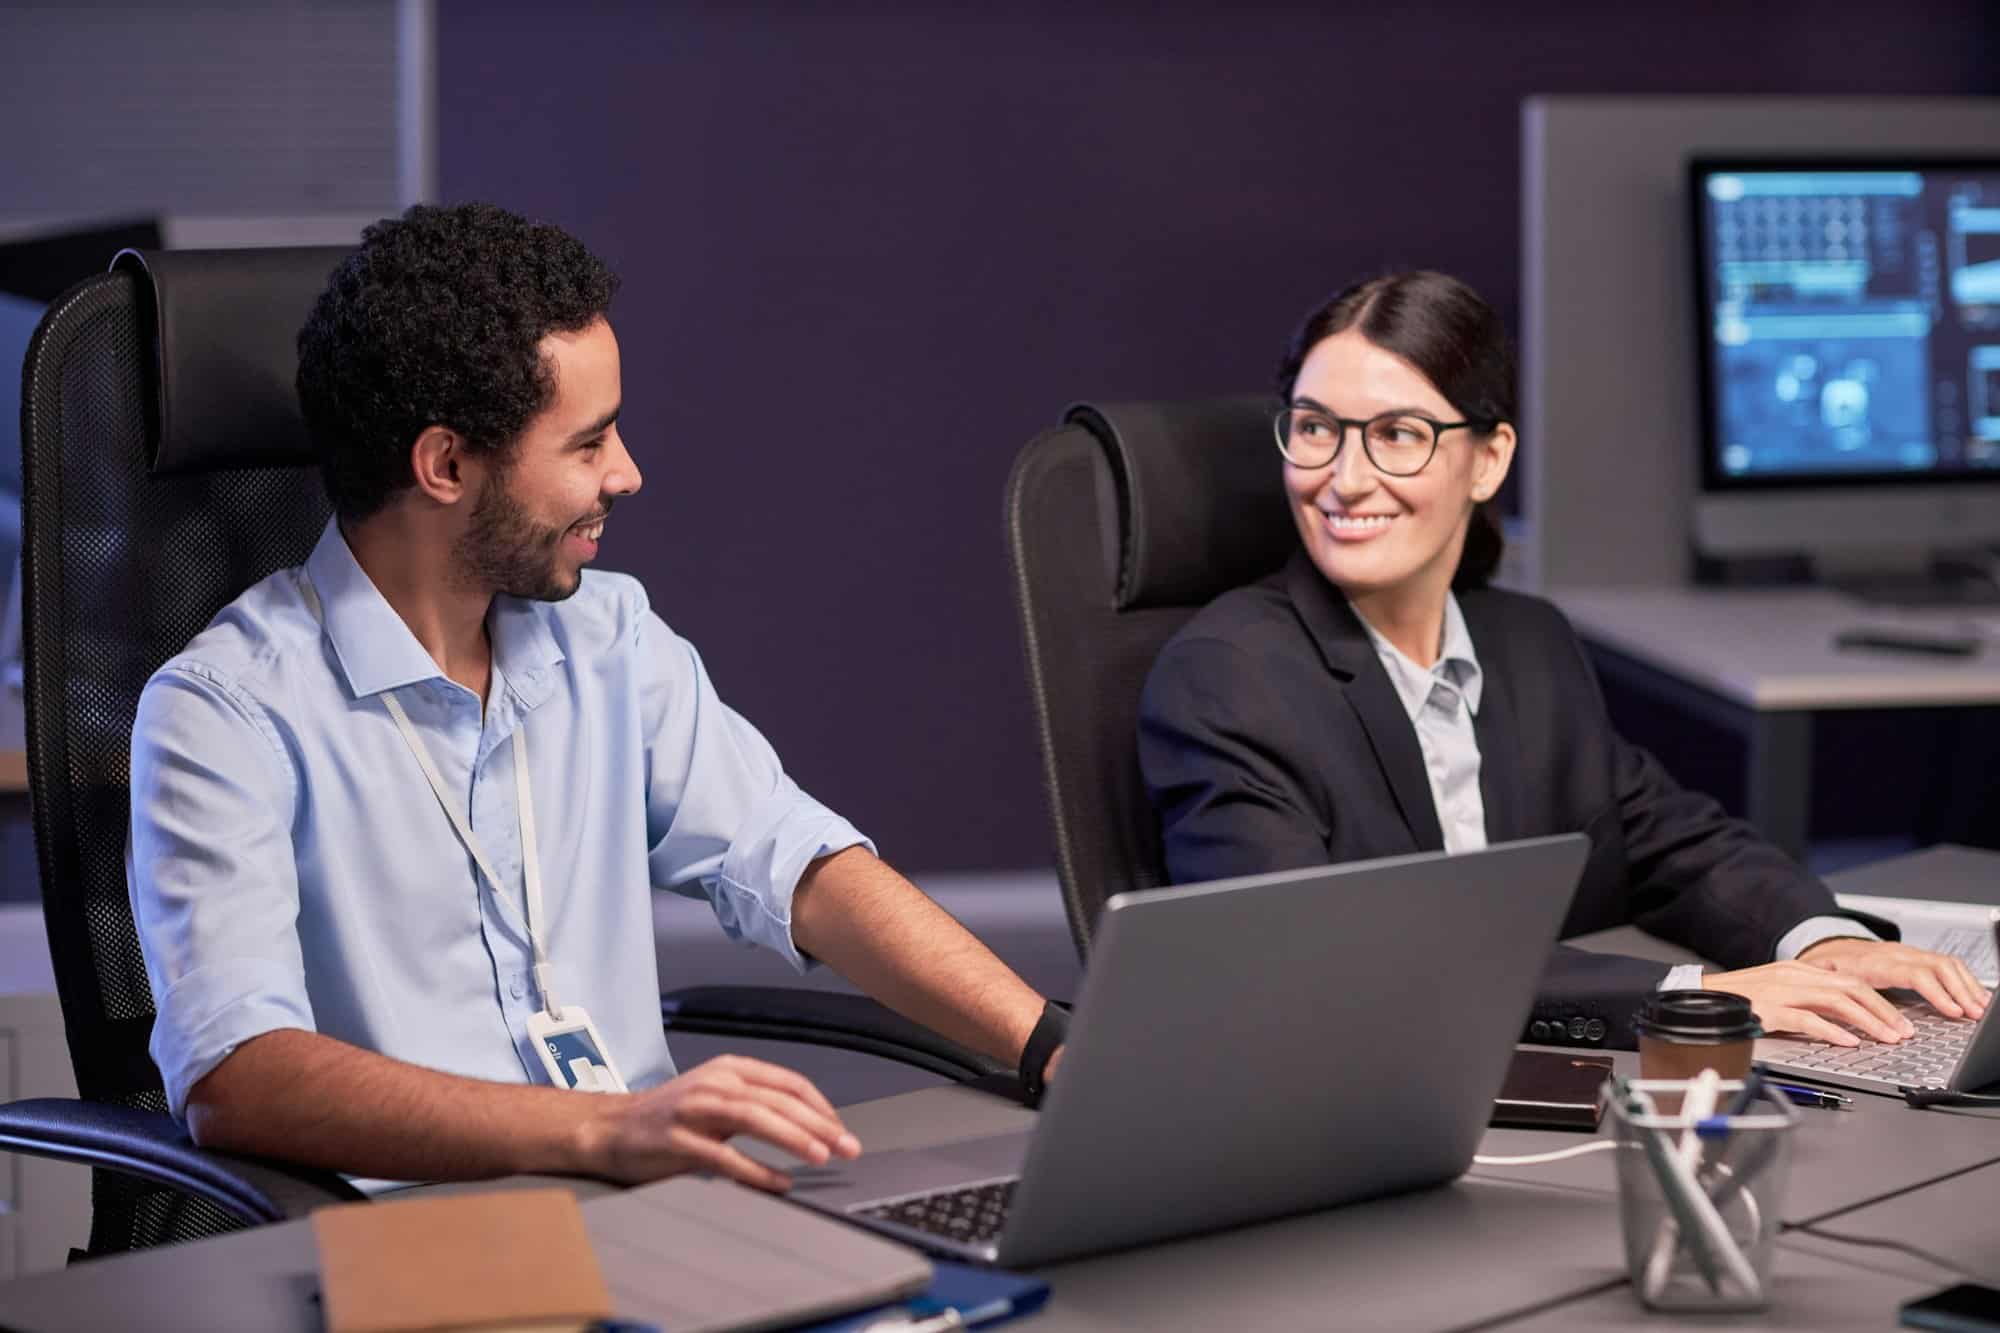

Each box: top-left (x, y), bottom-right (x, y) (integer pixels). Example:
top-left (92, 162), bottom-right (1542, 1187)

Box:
top-left (855, 1179), bottom-right (1016, 1246)
top-left (1774, 1000), bottom-right (1973, 1089)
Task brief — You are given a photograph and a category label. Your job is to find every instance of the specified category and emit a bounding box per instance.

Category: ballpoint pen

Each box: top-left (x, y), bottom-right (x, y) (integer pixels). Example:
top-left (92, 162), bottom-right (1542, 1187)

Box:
top-left (1766, 1081), bottom-right (1852, 1110)
top-left (1637, 1074), bottom-right (1723, 1298)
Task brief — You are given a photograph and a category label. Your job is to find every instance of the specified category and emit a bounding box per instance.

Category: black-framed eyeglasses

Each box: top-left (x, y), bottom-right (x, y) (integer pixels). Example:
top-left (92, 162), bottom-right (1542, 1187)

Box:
top-left (1272, 406), bottom-right (1495, 477)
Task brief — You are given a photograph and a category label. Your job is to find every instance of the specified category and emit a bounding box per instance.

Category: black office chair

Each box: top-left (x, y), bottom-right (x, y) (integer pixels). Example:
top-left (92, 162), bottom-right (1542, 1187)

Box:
top-left (2, 247), bottom-right (1000, 1258)
top-left (1004, 399), bottom-right (1296, 954)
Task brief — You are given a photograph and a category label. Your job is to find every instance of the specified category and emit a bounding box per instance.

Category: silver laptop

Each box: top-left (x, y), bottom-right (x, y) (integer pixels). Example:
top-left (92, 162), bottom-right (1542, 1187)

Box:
top-left (1756, 921), bottom-right (2000, 1098)
top-left (787, 834), bottom-right (1589, 1267)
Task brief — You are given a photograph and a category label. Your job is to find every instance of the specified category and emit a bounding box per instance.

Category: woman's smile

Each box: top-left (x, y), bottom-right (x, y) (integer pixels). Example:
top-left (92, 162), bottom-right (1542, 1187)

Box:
top-left (1319, 509), bottom-right (1401, 541)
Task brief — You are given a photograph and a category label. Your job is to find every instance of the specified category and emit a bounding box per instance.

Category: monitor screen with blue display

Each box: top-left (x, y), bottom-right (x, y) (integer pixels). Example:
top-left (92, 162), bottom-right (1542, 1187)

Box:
top-left (1690, 159), bottom-right (2000, 491)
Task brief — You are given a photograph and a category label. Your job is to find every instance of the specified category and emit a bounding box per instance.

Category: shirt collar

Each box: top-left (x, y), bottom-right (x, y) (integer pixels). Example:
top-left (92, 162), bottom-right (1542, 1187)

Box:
top-left (1353, 591), bottom-right (1484, 721)
top-left (301, 518), bottom-right (566, 702)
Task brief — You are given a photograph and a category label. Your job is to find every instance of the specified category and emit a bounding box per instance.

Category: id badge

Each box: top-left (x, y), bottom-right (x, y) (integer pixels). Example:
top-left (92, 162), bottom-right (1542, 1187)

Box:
top-left (526, 1006), bottom-right (629, 1093)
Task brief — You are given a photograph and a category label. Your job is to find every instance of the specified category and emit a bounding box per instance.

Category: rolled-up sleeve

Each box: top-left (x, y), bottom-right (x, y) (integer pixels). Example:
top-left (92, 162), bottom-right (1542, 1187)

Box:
top-left (637, 606), bottom-right (871, 973)
top-left (128, 667), bottom-right (316, 1116)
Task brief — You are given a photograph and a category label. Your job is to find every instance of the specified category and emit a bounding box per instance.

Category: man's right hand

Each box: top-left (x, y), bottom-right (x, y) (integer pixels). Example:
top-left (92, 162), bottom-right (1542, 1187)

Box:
top-left (1702, 960), bottom-right (1917, 1048)
top-left (578, 1054), bottom-right (862, 1191)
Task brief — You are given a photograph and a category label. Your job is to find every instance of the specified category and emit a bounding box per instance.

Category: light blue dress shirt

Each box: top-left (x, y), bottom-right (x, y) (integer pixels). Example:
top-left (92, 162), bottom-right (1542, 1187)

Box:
top-left (128, 519), bottom-right (870, 1117)
top-left (1354, 593), bottom-right (1874, 992)
top-left (1358, 594), bottom-right (1487, 857)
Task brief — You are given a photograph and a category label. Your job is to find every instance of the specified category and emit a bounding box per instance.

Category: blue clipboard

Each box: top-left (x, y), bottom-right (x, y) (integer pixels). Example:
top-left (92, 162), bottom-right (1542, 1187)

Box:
top-left (797, 1260), bottom-right (1050, 1331)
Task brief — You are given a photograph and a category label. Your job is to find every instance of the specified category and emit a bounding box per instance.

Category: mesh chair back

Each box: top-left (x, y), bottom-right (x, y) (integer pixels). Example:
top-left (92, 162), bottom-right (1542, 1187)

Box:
top-left (1004, 398), bottom-right (1295, 954)
top-left (19, 255), bottom-right (339, 1251)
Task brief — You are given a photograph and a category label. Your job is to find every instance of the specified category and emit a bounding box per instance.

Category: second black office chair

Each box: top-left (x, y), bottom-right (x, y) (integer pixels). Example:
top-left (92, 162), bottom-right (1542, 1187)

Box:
top-left (1004, 399), bottom-right (1296, 954)
top-left (4, 247), bottom-right (1001, 1257)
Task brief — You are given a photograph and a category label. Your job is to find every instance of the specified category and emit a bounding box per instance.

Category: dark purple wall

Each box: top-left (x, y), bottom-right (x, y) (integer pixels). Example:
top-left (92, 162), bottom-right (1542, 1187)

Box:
top-left (439, 2), bottom-right (1999, 870)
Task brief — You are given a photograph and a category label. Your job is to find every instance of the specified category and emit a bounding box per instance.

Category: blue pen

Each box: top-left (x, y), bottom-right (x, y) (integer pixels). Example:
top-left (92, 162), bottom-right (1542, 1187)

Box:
top-left (1766, 1080), bottom-right (1852, 1110)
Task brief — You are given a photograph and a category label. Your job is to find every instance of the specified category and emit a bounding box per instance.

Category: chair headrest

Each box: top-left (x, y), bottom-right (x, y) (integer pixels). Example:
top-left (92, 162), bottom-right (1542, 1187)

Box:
top-left (114, 247), bottom-right (349, 475)
top-left (1065, 397), bottom-right (1297, 611)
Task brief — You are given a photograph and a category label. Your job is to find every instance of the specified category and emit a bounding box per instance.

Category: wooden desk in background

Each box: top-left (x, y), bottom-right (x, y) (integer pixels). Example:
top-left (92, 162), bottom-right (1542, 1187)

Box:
top-left (0, 751), bottom-right (25, 795)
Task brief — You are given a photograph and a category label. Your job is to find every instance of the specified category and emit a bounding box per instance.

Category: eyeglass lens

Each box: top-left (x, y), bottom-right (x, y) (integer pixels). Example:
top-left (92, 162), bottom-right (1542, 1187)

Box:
top-left (1277, 409), bottom-right (1438, 475)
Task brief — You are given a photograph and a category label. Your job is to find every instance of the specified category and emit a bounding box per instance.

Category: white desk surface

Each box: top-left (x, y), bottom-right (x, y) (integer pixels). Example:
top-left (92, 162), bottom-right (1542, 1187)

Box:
top-left (1552, 584), bottom-right (2000, 711)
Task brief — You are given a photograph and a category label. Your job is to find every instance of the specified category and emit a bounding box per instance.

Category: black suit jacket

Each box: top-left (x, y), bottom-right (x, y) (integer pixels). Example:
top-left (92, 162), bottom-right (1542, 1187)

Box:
top-left (1137, 551), bottom-right (1890, 1049)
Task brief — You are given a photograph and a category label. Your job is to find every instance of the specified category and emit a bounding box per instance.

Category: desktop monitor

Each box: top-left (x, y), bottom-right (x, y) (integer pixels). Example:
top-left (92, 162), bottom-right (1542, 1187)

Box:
top-left (1688, 157), bottom-right (2000, 596)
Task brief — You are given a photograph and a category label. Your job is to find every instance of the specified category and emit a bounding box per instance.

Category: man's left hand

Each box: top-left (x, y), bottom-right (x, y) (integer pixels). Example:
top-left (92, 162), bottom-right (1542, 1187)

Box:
top-left (1797, 938), bottom-right (1990, 1021)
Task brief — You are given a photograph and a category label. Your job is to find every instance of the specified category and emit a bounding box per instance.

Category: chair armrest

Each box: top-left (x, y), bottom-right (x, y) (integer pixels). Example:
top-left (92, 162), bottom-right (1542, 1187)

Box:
top-left (0, 1097), bottom-right (364, 1225)
top-left (661, 986), bottom-right (1009, 1083)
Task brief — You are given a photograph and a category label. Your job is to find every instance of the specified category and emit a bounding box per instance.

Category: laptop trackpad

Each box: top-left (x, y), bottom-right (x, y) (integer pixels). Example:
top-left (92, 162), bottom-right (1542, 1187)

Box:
top-left (786, 1131), bottom-right (1031, 1211)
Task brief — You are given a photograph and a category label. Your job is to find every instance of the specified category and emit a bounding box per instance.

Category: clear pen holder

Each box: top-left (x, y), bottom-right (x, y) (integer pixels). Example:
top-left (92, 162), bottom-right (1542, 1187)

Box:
top-left (1608, 1078), bottom-right (1797, 1312)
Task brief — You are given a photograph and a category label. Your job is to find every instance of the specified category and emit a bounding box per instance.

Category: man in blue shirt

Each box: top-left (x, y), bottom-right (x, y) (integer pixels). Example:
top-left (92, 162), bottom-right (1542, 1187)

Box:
top-left (128, 203), bottom-right (1061, 1192)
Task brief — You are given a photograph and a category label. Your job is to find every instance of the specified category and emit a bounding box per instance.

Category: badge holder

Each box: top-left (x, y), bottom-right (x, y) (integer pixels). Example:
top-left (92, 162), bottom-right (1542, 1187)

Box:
top-left (528, 1005), bottom-right (629, 1093)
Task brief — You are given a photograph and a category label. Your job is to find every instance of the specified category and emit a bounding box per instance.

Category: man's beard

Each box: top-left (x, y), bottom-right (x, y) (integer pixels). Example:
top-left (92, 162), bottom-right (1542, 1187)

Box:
top-left (452, 466), bottom-right (596, 603)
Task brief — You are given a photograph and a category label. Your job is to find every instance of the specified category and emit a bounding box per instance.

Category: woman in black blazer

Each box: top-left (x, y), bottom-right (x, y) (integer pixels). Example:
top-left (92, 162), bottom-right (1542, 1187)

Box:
top-left (1138, 271), bottom-right (1987, 1050)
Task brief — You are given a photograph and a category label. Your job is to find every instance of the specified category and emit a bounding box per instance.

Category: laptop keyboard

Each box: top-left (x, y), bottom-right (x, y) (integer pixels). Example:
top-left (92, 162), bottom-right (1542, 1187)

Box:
top-left (855, 1179), bottom-right (1016, 1246)
top-left (1769, 1000), bottom-right (1973, 1089)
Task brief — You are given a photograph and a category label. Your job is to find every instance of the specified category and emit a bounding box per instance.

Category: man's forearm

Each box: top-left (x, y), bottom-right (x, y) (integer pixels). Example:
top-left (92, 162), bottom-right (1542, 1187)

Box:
top-left (185, 1028), bottom-right (602, 1182)
top-left (791, 847), bottom-right (1047, 1068)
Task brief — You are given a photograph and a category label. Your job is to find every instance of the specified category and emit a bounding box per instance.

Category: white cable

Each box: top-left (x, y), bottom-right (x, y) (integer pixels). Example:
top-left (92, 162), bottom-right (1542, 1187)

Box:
top-left (1473, 1140), bottom-right (1619, 1166)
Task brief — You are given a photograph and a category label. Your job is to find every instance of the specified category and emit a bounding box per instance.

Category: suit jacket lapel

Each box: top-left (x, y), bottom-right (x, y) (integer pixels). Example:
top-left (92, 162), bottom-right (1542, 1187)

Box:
top-left (1284, 553), bottom-right (1446, 852)
top-left (1465, 599), bottom-right (1525, 845)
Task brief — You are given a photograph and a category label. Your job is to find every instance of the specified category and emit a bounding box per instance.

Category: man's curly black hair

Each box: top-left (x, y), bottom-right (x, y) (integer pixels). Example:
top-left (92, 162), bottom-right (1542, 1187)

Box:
top-left (296, 202), bottom-right (619, 521)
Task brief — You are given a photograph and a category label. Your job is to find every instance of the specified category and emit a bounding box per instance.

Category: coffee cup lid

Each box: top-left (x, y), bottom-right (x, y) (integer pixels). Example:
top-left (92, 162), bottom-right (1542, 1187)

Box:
top-left (1635, 989), bottom-right (1761, 1044)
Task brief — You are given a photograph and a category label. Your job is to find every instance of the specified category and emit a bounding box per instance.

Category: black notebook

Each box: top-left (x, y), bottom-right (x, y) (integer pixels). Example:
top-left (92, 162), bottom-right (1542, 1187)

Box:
top-left (1489, 1049), bottom-right (1614, 1131)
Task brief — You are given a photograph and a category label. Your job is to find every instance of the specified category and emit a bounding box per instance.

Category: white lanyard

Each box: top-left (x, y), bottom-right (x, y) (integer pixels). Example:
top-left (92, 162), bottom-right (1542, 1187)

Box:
top-left (299, 574), bottom-right (565, 1019)
top-left (380, 694), bottom-right (562, 1019)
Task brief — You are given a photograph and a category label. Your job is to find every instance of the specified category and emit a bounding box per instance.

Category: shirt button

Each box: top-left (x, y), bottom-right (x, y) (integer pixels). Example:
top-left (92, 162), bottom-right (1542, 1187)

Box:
top-left (509, 976), bottom-right (526, 1000)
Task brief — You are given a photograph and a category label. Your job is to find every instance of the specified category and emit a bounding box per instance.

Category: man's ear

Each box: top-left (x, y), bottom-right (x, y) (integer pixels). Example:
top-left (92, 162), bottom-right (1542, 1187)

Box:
top-left (408, 425), bottom-right (472, 506)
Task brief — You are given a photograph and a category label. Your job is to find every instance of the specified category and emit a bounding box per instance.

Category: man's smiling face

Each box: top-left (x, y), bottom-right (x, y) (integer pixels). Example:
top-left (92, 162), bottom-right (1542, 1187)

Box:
top-left (453, 316), bottom-right (642, 601)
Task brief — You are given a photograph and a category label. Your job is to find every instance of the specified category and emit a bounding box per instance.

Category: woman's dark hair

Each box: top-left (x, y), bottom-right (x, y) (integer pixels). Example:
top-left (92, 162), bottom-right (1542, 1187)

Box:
top-left (297, 202), bottom-right (620, 521)
top-left (1275, 270), bottom-right (1514, 589)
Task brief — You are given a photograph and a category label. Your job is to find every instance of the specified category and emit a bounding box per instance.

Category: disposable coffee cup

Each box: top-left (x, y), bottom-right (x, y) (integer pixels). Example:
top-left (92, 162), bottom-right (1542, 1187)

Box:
top-left (1635, 991), bottom-right (1760, 1107)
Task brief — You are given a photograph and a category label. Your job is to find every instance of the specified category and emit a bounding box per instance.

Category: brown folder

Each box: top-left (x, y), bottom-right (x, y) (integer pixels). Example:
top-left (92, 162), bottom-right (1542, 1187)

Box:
top-left (313, 1187), bottom-right (615, 1333)
top-left (1489, 1050), bottom-right (1615, 1131)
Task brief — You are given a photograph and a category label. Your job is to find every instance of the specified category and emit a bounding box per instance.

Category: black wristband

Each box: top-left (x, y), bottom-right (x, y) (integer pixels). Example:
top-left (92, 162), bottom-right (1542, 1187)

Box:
top-left (1018, 1000), bottom-right (1070, 1103)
